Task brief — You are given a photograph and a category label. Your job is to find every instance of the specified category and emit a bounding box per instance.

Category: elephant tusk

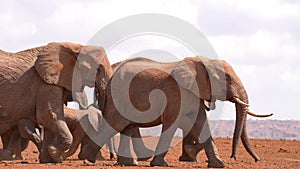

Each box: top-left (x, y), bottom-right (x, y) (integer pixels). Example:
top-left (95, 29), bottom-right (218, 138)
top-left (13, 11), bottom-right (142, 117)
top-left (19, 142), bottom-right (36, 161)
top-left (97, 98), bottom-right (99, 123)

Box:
top-left (233, 97), bottom-right (249, 107)
top-left (246, 110), bottom-right (273, 118)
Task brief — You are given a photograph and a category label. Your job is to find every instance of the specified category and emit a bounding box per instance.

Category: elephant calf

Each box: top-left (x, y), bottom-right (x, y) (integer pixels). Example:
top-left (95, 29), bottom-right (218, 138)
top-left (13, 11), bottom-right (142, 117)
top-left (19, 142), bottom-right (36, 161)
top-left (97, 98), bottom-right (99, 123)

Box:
top-left (0, 119), bottom-right (42, 160)
top-left (62, 106), bottom-right (117, 160)
top-left (63, 106), bottom-right (153, 163)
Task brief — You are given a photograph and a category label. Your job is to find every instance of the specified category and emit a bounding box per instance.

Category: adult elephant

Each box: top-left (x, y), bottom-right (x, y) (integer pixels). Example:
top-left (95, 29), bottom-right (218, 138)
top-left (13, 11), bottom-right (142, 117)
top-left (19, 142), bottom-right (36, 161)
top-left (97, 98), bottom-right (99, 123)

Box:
top-left (0, 42), bottom-right (111, 163)
top-left (81, 57), bottom-right (272, 167)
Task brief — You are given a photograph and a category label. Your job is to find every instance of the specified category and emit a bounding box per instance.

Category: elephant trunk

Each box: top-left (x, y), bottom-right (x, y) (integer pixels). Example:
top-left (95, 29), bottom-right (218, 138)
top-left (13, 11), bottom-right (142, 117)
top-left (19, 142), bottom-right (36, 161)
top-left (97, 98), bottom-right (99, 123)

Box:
top-left (95, 62), bottom-right (113, 111)
top-left (231, 88), bottom-right (260, 161)
top-left (43, 120), bottom-right (73, 163)
top-left (241, 117), bottom-right (260, 161)
top-left (54, 120), bottom-right (73, 151)
top-left (231, 101), bottom-right (247, 160)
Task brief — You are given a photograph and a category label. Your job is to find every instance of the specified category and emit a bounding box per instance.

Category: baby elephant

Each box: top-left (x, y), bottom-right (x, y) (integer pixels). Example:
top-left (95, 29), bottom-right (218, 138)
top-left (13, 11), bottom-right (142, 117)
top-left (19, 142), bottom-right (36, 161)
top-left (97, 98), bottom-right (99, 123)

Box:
top-left (0, 119), bottom-right (42, 160)
top-left (63, 106), bottom-right (153, 163)
top-left (62, 106), bottom-right (117, 160)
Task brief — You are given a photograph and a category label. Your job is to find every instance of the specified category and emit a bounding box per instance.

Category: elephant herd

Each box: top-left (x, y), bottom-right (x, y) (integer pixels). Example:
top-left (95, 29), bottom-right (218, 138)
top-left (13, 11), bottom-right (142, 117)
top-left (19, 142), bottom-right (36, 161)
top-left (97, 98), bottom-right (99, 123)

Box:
top-left (0, 42), bottom-right (273, 168)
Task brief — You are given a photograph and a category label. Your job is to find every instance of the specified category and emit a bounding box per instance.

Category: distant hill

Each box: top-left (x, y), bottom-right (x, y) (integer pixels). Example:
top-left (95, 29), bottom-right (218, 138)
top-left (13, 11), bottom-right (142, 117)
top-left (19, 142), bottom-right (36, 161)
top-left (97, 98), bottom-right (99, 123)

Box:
top-left (210, 120), bottom-right (300, 140)
top-left (139, 120), bottom-right (300, 140)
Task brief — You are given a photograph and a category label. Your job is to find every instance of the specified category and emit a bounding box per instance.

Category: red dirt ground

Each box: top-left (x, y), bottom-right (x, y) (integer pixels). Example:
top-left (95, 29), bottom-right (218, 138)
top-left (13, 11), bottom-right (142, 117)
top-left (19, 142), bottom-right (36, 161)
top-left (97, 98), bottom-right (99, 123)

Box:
top-left (1, 137), bottom-right (299, 169)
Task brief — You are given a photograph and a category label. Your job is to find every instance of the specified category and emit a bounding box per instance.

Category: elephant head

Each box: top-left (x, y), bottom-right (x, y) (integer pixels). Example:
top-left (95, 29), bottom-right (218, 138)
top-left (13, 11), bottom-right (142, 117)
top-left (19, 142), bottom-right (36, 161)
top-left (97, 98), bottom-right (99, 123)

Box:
top-left (35, 42), bottom-right (112, 92)
top-left (94, 56), bottom-right (114, 111)
top-left (173, 56), bottom-right (273, 161)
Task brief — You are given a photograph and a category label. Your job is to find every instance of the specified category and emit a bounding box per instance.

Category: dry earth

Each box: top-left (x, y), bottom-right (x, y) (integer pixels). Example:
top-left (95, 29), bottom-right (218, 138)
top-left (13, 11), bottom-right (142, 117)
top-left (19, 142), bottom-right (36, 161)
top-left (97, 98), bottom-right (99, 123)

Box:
top-left (1, 137), bottom-right (299, 169)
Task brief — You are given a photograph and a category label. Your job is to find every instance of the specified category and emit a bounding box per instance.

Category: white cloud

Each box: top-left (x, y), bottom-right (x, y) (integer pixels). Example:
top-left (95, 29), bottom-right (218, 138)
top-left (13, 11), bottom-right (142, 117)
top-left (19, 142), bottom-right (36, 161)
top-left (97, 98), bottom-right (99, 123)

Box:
top-left (224, 0), bottom-right (300, 19)
top-left (0, 0), bottom-right (198, 51)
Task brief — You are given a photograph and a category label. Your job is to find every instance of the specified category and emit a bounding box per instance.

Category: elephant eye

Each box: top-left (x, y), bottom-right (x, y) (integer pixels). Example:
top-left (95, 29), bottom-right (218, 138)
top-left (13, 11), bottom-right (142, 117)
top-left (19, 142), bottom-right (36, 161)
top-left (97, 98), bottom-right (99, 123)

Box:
top-left (225, 75), bottom-right (231, 82)
top-left (98, 66), bottom-right (103, 72)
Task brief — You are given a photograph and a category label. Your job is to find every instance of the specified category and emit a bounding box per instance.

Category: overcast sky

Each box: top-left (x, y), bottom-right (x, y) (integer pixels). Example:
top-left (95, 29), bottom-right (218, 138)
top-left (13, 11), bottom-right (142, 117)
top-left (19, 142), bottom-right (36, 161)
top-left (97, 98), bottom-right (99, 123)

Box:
top-left (1, 0), bottom-right (299, 120)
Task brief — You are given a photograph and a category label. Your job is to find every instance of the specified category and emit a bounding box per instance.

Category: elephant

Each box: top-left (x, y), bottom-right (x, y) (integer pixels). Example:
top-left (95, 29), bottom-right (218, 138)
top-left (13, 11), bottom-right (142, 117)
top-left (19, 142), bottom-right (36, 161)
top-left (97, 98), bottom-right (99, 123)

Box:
top-left (80, 56), bottom-right (272, 168)
top-left (1, 119), bottom-right (42, 160)
top-left (61, 106), bottom-right (117, 160)
top-left (106, 60), bottom-right (206, 165)
top-left (63, 105), bottom-right (154, 163)
top-left (0, 42), bottom-right (111, 163)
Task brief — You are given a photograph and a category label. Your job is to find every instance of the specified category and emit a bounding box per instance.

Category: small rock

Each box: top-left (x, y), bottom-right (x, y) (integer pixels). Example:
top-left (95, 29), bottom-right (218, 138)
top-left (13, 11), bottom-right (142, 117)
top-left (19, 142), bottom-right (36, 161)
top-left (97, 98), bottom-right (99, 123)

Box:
top-left (278, 148), bottom-right (288, 153)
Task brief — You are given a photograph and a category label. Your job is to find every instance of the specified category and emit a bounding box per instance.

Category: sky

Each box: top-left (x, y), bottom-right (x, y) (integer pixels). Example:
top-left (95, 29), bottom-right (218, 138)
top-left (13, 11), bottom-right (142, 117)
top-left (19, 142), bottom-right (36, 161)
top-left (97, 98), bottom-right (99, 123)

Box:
top-left (0, 0), bottom-right (299, 120)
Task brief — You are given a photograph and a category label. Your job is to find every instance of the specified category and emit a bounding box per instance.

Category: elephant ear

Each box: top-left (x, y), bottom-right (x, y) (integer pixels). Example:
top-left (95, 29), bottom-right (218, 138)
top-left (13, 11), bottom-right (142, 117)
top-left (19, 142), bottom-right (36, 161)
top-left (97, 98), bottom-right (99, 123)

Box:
top-left (171, 60), bottom-right (200, 97)
top-left (171, 56), bottom-right (222, 101)
top-left (202, 58), bottom-right (227, 100)
top-left (34, 42), bottom-right (82, 91)
top-left (87, 106), bottom-right (103, 132)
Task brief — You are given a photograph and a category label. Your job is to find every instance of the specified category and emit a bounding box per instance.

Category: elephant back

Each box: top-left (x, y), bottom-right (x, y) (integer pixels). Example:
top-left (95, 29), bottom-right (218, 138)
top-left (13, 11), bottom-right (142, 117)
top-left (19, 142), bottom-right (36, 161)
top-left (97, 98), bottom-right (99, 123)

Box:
top-left (0, 48), bottom-right (38, 85)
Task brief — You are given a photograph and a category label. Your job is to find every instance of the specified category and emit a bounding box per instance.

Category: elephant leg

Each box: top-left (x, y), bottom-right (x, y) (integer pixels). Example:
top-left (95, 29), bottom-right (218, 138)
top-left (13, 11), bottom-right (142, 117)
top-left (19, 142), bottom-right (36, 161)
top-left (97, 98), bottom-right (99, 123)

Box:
top-left (1, 133), bottom-right (10, 149)
top-left (182, 112), bottom-right (225, 168)
top-left (36, 85), bottom-right (73, 163)
top-left (6, 129), bottom-right (23, 160)
top-left (106, 137), bottom-right (117, 160)
top-left (62, 126), bottom-right (85, 160)
top-left (130, 126), bottom-right (153, 161)
top-left (39, 128), bottom-right (56, 163)
top-left (117, 126), bottom-right (138, 166)
top-left (203, 138), bottom-right (225, 168)
top-left (80, 122), bottom-right (119, 163)
top-left (0, 149), bottom-right (13, 160)
top-left (179, 130), bottom-right (197, 162)
top-left (18, 120), bottom-right (42, 152)
top-left (150, 122), bottom-right (178, 167)
top-left (20, 138), bottom-right (30, 152)
top-left (179, 110), bottom-right (206, 162)
top-left (46, 120), bottom-right (72, 163)
top-left (29, 133), bottom-right (42, 152)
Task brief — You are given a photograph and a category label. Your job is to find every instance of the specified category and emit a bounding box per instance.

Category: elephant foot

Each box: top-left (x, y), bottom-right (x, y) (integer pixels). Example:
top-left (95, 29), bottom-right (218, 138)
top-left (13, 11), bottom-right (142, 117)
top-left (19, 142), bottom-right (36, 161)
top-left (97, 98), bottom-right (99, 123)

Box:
top-left (207, 157), bottom-right (225, 168)
top-left (204, 140), bottom-right (225, 168)
top-left (47, 145), bottom-right (63, 163)
top-left (78, 148), bottom-right (96, 163)
top-left (150, 157), bottom-right (168, 167)
top-left (117, 156), bottom-right (138, 166)
top-left (184, 145), bottom-right (199, 162)
top-left (179, 153), bottom-right (197, 162)
top-left (110, 152), bottom-right (117, 160)
top-left (95, 151), bottom-right (105, 160)
top-left (39, 148), bottom-right (55, 163)
top-left (0, 149), bottom-right (13, 160)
